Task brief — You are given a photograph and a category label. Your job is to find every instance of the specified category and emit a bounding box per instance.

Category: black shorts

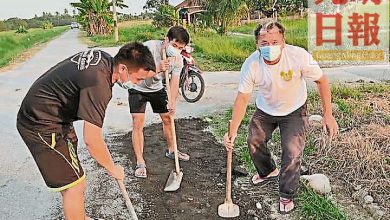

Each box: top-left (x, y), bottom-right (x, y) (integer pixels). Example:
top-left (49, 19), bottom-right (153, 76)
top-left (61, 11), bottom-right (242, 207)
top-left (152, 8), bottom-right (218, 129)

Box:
top-left (16, 121), bottom-right (85, 192)
top-left (128, 88), bottom-right (168, 113)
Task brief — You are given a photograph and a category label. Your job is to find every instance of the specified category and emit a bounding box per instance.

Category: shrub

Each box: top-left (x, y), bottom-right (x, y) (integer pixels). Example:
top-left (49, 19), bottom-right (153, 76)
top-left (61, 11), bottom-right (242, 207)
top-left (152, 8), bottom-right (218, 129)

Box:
top-left (15, 25), bottom-right (28, 33)
top-left (42, 21), bottom-right (53, 30)
top-left (0, 21), bottom-right (8, 32)
top-left (152, 4), bottom-right (178, 28)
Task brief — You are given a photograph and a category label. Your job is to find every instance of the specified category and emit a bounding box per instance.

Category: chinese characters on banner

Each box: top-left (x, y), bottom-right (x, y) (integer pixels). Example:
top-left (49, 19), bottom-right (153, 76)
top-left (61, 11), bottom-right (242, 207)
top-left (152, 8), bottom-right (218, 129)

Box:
top-left (308, 0), bottom-right (389, 65)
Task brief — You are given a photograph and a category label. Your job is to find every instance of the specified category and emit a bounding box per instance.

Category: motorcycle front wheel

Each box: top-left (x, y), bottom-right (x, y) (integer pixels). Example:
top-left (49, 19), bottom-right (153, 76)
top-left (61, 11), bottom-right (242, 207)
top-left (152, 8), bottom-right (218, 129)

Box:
top-left (181, 71), bottom-right (205, 103)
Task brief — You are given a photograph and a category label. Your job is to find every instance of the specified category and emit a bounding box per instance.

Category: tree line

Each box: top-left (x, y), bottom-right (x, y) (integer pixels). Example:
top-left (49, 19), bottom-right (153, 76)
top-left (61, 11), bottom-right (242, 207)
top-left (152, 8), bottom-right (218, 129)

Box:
top-left (0, 9), bottom-right (77, 32)
top-left (64, 0), bottom-right (308, 37)
top-left (147, 0), bottom-right (308, 34)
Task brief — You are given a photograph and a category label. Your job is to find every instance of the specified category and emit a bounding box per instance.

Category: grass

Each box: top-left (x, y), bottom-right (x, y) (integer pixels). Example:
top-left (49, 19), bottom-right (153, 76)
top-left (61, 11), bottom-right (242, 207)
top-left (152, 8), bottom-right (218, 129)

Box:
top-left (297, 184), bottom-right (347, 220)
top-left (85, 18), bottom-right (308, 71)
top-left (87, 24), bottom-right (167, 47)
top-left (191, 32), bottom-right (255, 71)
top-left (0, 26), bottom-right (68, 68)
top-left (305, 83), bottom-right (390, 210)
top-left (86, 22), bottom-right (254, 71)
top-left (208, 100), bottom-right (347, 219)
top-left (304, 135), bottom-right (317, 159)
top-left (207, 105), bottom-right (257, 174)
top-left (209, 83), bottom-right (390, 219)
top-left (193, 18), bottom-right (308, 71)
top-left (230, 18), bottom-right (308, 50)
top-left (229, 22), bottom-right (257, 35)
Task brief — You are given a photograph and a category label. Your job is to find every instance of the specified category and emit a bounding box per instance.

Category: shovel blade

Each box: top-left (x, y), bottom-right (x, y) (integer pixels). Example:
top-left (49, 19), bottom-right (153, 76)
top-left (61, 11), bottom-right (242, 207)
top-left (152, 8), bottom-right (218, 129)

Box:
top-left (164, 170), bottom-right (183, 192)
top-left (218, 202), bottom-right (239, 218)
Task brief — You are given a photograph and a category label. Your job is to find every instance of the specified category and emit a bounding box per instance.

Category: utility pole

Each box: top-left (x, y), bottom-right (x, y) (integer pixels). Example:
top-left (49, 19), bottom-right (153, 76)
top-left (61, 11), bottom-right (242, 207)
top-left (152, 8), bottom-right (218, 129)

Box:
top-left (113, 0), bottom-right (119, 43)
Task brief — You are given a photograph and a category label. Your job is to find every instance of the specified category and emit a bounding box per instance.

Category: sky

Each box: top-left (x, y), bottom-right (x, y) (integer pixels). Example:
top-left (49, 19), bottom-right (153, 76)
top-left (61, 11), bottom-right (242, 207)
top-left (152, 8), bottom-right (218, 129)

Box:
top-left (0, 0), bottom-right (183, 20)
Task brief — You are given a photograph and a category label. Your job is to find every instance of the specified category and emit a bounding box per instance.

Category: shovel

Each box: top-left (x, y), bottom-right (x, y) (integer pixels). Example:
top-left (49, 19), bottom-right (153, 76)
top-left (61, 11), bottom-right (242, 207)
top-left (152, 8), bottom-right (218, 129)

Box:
top-left (117, 180), bottom-right (138, 220)
top-left (162, 49), bottom-right (183, 192)
top-left (218, 120), bottom-right (239, 218)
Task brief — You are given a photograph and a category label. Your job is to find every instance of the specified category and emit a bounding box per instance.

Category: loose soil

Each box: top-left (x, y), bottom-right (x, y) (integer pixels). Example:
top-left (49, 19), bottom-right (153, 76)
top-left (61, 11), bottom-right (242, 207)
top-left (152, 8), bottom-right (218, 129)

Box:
top-left (47, 117), bottom-right (385, 220)
top-left (52, 118), bottom-right (288, 220)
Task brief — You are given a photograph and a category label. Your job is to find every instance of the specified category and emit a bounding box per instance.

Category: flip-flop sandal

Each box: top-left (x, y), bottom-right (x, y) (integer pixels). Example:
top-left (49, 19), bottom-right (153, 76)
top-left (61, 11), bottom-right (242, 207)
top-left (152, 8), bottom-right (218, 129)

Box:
top-left (134, 163), bottom-right (147, 178)
top-left (279, 198), bottom-right (294, 214)
top-left (251, 171), bottom-right (279, 185)
top-left (165, 150), bottom-right (190, 161)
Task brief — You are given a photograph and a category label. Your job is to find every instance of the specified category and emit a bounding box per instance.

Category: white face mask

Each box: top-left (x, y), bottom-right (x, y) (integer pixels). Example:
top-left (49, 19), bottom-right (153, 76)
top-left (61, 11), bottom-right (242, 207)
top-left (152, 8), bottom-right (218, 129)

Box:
top-left (258, 45), bottom-right (282, 61)
top-left (117, 80), bottom-right (136, 90)
top-left (117, 69), bottom-right (136, 90)
top-left (166, 44), bottom-right (181, 57)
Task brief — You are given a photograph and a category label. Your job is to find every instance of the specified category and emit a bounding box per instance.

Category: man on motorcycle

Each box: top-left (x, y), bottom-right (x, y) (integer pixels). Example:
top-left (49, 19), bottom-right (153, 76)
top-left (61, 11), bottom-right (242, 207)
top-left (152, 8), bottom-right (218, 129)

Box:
top-left (128, 26), bottom-right (191, 178)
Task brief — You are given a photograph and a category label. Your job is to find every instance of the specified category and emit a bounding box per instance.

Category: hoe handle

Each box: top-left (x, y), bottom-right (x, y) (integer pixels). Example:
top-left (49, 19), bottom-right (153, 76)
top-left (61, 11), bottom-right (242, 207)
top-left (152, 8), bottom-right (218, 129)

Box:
top-left (163, 50), bottom-right (181, 175)
top-left (117, 180), bottom-right (138, 220)
top-left (226, 120), bottom-right (233, 203)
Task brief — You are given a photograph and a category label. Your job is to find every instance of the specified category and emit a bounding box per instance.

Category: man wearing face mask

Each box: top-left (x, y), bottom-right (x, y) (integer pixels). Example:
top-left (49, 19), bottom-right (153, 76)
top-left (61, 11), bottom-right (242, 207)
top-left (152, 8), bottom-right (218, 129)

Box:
top-left (16, 42), bottom-right (155, 220)
top-left (127, 26), bottom-right (190, 178)
top-left (223, 21), bottom-right (339, 214)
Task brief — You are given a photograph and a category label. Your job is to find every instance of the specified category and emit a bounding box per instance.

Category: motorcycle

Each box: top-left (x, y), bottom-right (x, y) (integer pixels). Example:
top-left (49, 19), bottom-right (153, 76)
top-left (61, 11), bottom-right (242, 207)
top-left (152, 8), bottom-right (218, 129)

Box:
top-left (178, 44), bottom-right (205, 103)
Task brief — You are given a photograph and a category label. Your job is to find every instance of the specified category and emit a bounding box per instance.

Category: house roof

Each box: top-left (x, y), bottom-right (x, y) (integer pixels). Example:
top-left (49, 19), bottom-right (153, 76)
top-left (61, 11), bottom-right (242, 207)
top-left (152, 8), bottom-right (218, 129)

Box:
top-left (175, 0), bottom-right (202, 9)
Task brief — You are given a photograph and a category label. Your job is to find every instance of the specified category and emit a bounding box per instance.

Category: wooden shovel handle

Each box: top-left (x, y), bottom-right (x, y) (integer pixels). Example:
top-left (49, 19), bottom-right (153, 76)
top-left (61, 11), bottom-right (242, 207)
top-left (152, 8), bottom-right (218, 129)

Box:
top-left (226, 120), bottom-right (233, 203)
top-left (162, 49), bottom-right (180, 175)
top-left (117, 180), bottom-right (138, 220)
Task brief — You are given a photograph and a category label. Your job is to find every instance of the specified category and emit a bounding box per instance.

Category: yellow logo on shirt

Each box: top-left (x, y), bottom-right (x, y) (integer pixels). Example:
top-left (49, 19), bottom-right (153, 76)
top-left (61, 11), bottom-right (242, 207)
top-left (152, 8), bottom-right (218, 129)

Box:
top-left (280, 69), bottom-right (293, 81)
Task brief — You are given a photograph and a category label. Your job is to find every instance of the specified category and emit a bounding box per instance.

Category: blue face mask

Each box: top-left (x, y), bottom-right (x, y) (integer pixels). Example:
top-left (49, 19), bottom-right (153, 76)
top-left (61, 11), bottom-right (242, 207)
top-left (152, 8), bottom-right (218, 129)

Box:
top-left (117, 69), bottom-right (136, 90)
top-left (258, 45), bottom-right (282, 61)
top-left (117, 80), bottom-right (136, 90)
top-left (166, 44), bottom-right (181, 57)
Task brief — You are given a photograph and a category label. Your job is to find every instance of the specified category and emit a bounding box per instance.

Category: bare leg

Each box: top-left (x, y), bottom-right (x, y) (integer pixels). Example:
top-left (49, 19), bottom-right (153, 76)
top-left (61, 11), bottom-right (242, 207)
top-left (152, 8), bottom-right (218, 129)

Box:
top-left (160, 113), bottom-right (174, 152)
top-left (160, 113), bottom-right (190, 161)
top-left (61, 178), bottom-right (89, 220)
top-left (132, 113), bottom-right (146, 177)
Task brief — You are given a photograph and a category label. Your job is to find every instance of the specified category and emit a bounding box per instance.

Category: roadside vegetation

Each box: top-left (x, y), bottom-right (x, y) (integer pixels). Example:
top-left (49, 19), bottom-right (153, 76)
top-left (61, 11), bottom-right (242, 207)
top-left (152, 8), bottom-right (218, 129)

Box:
top-left (72, 0), bottom-right (309, 71)
top-left (0, 26), bottom-right (68, 68)
top-left (230, 18), bottom-right (308, 50)
top-left (85, 19), bottom-right (307, 71)
top-left (0, 10), bottom-right (74, 32)
top-left (208, 83), bottom-right (390, 219)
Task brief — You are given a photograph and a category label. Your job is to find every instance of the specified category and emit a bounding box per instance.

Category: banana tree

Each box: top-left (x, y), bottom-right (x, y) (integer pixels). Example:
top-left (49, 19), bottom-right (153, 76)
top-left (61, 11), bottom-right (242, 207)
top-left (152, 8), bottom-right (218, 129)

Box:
top-left (152, 4), bottom-right (179, 27)
top-left (70, 0), bottom-right (128, 36)
top-left (108, 0), bottom-right (128, 9)
top-left (206, 0), bottom-right (248, 34)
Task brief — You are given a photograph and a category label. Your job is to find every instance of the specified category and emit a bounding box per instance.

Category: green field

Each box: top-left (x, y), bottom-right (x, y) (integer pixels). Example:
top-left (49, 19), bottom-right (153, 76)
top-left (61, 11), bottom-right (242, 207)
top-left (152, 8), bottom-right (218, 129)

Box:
top-left (231, 18), bottom-right (308, 50)
top-left (87, 24), bottom-right (167, 47)
top-left (87, 18), bottom-right (309, 71)
top-left (0, 26), bottom-right (68, 68)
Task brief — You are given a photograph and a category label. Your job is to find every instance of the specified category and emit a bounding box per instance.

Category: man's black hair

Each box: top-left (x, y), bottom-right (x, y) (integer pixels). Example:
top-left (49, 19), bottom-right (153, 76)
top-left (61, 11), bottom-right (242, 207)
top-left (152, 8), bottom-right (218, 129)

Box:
top-left (167, 26), bottom-right (190, 45)
top-left (114, 42), bottom-right (156, 72)
top-left (254, 21), bottom-right (285, 40)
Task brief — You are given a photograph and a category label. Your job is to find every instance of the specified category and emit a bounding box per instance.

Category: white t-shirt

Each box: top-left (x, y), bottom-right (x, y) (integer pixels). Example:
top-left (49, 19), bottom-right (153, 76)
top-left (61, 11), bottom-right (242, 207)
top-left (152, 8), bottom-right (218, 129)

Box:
top-left (134, 40), bottom-right (183, 92)
top-left (238, 44), bottom-right (323, 116)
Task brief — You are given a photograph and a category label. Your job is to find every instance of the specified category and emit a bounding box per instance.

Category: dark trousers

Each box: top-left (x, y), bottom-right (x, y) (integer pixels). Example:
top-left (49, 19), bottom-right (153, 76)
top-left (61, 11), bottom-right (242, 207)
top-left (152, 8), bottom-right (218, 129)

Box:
top-left (247, 104), bottom-right (308, 199)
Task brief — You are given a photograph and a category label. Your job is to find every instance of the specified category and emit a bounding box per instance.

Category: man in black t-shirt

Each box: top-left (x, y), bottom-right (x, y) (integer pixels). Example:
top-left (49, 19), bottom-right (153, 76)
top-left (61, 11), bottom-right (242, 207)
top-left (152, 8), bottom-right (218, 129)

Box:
top-left (16, 42), bottom-right (155, 220)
